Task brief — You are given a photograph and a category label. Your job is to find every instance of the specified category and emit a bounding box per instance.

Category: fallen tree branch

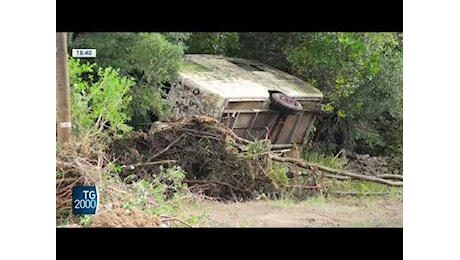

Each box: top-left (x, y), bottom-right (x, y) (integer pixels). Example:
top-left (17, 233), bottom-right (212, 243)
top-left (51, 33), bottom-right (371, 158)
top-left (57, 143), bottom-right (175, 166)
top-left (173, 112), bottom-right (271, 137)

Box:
top-left (105, 185), bottom-right (128, 194)
top-left (272, 156), bottom-right (403, 186)
top-left (332, 149), bottom-right (344, 161)
top-left (323, 174), bottom-right (351, 180)
top-left (325, 191), bottom-right (402, 196)
top-left (56, 198), bottom-right (72, 209)
top-left (187, 132), bottom-right (222, 141)
top-left (160, 215), bottom-right (193, 228)
top-left (295, 171), bottom-right (350, 180)
top-left (376, 174), bottom-right (403, 180)
top-left (148, 133), bottom-right (188, 161)
top-left (219, 126), bottom-right (251, 144)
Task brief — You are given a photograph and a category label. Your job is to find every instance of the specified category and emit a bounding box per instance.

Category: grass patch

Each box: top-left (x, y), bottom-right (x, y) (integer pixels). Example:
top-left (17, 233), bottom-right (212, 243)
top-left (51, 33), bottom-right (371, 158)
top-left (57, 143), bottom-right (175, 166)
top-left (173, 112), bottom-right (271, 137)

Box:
top-left (322, 180), bottom-right (403, 212)
top-left (303, 151), bottom-right (346, 170)
top-left (324, 179), bottom-right (402, 196)
top-left (303, 150), bottom-right (402, 198)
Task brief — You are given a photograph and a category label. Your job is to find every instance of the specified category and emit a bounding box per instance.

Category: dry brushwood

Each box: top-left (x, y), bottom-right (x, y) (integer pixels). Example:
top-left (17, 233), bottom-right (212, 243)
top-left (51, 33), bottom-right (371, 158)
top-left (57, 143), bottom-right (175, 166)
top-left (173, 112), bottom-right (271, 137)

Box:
top-left (56, 152), bottom-right (87, 209)
top-left (56, 132), bottom-right (125, 211)
top-left (160, 215), bottom-right (193, 227)
top-left (61, 114), bottom-right (400, 207)
top-left (272, 156), bottom-right (403, 186)
top-left (109, 116), bottom-right (280, 200)
top-left (110, 115), bottom-right (401, 201)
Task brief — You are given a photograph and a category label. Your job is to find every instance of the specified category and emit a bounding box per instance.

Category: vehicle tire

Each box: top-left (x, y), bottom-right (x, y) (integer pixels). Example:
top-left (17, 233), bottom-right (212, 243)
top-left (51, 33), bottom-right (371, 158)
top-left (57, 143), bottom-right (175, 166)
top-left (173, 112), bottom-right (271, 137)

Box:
top-left (270, 93), bottom-right (303, 114)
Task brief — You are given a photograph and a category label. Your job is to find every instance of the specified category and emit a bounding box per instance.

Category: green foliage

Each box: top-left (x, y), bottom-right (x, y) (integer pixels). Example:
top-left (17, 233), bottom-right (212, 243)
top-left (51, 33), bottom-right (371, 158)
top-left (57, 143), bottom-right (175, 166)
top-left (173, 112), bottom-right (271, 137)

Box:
top-left (267, 161), bottom-right (289, 185)
top-left (324, 179), bottom-right (402, 197)
top-left (302, 151), bottom-right (346, 170)
top-left (130, 82), bottom-right (172, 121)
top-left (108, 162), bottom-right (123, 174)
top-left (186, 33), bottom-right (241, 56)
top-left (163, 165), bottom-right (188, 185)
top-left (235, 33), bottom-right (293, 71)
top-left (68, 58), bottom-right (135, 139)
top-left (284, 33), bottom-right (402, 156)
top-left (241, 139), bottom-right (272, 159)
top-left (70, 33), bottom-right (186, 125)
top-left (123, 165), bottom-right (188, 215)
top-left (162, 32), bottom-right (192, 48)
top-left (131, 33), bottom-right (184, 84)
top-left (70, 33), bottom-right (184, 83)
top-left (56, 168), bottom-right (62, 178)
top-left (79, 215), bottom-right (91, 226)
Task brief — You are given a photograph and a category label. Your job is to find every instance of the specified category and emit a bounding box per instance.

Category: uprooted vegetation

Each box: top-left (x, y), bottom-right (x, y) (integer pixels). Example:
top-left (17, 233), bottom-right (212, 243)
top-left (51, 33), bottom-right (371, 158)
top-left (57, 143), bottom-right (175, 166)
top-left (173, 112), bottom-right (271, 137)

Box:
top-left (56, 135), bottom-right (195, 227)
top-left (110, 115), bottom-right (402, 197)
top-left (109, 116), bottom-right (295, 201)
top-left (56, 116), bottom-right (403, 227)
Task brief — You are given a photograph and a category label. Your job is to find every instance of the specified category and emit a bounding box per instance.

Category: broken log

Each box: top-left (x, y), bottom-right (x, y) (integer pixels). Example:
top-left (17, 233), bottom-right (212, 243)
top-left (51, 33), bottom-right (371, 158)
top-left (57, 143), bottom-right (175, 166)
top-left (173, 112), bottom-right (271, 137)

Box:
top-left (272, 156), bottom-right (403, 186)
top-left (325, 191), bottom-right (402, 197)
top-left (323, 174), bottom-right (352, 180)
top-left (376, 174), bottom-right (403, 180)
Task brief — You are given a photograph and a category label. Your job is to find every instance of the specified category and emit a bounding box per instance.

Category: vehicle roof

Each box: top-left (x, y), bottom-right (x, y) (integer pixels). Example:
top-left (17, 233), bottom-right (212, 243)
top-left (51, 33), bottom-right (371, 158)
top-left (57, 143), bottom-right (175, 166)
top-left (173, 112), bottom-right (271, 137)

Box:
top-left (178, 54), bottom-right (323, 100)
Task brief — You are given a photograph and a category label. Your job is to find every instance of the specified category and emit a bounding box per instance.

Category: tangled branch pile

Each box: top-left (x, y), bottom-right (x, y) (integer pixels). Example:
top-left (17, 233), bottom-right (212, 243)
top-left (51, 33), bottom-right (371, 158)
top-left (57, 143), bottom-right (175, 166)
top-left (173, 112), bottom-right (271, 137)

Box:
top-left (56, 133), bottom-right (131, 214)
top-left (57, 115), bottom-right (403, 218)
top-left (109, 116), bottom-right (288, 200)
top-left (56, 142), bottom-right (107, 211)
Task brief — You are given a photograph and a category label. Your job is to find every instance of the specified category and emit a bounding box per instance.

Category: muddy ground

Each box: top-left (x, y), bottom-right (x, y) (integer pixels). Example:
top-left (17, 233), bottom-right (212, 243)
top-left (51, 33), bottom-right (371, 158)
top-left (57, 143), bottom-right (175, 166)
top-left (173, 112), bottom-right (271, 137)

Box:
top-left (181, 195), bottom-right (403, 227)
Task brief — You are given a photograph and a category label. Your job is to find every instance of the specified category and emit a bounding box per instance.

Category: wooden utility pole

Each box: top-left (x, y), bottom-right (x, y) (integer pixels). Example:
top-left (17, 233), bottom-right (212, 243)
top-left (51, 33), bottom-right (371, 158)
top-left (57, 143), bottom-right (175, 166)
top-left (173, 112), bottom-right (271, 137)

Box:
top-left (56, 32), bottom-right (72, 144)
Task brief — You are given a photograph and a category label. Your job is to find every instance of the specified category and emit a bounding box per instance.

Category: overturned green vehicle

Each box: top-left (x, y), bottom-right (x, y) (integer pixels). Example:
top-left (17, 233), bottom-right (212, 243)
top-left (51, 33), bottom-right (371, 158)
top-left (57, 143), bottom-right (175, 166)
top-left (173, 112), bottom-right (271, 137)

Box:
top-left (161, 54), bottom-right (324, 154)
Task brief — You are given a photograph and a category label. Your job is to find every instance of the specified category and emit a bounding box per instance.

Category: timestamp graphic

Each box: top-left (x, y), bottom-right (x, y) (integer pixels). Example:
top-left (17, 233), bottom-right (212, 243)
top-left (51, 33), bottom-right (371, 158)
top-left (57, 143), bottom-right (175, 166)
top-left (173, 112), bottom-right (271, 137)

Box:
top-left (72, 49), bottom-right (96, 58)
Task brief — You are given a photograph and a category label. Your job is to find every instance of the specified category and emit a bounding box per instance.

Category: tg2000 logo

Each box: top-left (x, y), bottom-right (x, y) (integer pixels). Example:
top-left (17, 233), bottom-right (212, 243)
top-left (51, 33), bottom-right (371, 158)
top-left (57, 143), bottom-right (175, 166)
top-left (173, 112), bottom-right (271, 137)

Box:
top-left (72, 186), bottom-right (99, 215)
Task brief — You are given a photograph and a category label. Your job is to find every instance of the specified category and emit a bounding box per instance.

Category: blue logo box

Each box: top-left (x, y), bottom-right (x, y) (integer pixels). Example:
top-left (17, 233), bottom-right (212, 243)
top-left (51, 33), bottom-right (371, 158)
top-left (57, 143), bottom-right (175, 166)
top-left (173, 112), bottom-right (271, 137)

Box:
top-left (72, 186), bottom-right (99, 215)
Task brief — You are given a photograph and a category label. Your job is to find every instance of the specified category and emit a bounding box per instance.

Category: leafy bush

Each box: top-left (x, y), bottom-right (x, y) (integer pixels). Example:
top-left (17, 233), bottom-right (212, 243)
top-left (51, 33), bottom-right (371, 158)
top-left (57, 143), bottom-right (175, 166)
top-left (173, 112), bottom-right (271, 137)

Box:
top-left (186, 32), bottom-right (241, 56)
top-left (68, 58), bottom-right (135, 140)
top-left (70, 33), bottom-right (186, 126)
top-left (267, 161), bottom-right (289, 186)
top-left (123, 165), bottom-right (189, 216)
top-left (162, 32), bottom-right (192, 49)
top-left (284, 33), bottom-right (402, 152)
